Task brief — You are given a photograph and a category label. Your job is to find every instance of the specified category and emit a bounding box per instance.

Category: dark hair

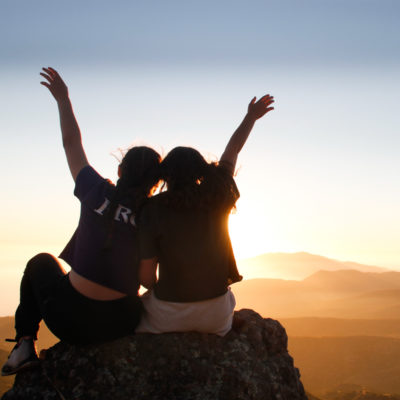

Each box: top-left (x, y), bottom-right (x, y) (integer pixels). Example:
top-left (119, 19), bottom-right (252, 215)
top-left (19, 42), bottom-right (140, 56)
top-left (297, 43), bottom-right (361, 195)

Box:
top-left (104, 146), bottom-right (161, 248)
top-left (160, 146), bottom-right (238, 210)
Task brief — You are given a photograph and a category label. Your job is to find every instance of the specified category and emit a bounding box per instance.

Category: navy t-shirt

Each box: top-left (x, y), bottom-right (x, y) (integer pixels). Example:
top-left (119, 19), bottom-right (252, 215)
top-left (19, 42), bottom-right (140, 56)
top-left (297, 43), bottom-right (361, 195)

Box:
top-left (60, 166), bottom-right (140, 295)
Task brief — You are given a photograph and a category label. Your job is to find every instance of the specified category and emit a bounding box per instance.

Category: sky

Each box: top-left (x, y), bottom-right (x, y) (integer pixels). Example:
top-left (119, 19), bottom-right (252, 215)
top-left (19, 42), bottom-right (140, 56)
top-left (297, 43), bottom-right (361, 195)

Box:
top-left (0, 0), bottom-right (399, 314)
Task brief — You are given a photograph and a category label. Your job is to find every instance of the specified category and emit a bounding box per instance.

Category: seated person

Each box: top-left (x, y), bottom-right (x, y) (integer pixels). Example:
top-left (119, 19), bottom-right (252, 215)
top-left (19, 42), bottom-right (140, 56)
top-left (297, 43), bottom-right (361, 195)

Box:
top-left (136, 94), bottom-right (274, 336)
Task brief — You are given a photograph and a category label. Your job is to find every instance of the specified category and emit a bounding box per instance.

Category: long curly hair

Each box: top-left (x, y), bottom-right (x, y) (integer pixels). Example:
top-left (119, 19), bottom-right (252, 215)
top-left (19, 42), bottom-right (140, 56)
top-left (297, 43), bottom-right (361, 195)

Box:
top-left (160, 147), bottom-right (238, 211)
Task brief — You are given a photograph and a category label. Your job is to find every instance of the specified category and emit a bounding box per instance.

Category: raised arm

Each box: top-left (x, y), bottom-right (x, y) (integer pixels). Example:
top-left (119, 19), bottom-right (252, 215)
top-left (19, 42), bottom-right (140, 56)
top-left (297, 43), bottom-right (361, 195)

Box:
top-left (220, 94), bottom-right (274, 174)
top-left (40, 67), bottom-right (89, 181)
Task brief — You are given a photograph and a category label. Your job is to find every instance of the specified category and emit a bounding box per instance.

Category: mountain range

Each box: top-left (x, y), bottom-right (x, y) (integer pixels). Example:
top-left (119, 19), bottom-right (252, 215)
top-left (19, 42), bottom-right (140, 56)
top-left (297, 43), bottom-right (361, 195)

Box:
top-left (233, 268), bottom-right (400, 319)
top-left (237, 252), bottom-right (390, 280)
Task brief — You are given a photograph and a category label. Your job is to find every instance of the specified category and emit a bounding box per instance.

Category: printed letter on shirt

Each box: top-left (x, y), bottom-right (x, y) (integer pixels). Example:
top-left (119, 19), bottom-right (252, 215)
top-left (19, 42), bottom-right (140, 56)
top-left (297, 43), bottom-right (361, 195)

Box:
top-left (114, 205), bottom-right (132, 224)
top-left (94, 198), bottom-right (111, 215)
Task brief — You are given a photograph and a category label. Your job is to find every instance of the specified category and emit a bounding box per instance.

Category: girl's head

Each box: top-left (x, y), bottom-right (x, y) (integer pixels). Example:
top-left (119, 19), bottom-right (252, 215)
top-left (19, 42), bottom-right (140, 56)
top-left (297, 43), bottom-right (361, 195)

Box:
top-left (161, 146), bottom-right (207, 191)
top-left (110, 146), bottom-right (161, 216)
top-left (103, 146), bottom-right (161, 249)
top-left (118, 146), bottom-right (161, 195)
top-left (160, 146), bottom-right (238, 210)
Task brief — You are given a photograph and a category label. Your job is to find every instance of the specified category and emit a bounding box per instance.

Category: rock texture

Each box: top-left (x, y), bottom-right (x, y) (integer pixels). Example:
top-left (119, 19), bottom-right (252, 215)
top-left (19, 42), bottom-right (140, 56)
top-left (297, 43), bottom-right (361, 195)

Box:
top-left (2, 309), bottom-right (306, 400)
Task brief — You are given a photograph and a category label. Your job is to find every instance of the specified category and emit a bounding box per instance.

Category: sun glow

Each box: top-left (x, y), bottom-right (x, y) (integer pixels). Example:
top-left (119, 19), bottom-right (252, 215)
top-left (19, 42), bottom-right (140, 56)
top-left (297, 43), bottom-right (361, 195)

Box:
top-left (228, 208), bottom-right (290, 262)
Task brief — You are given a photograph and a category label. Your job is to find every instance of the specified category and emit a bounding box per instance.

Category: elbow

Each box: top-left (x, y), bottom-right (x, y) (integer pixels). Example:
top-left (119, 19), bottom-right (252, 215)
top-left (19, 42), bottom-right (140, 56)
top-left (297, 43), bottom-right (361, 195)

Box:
top-left (62, 136), bottom-right (80, 149)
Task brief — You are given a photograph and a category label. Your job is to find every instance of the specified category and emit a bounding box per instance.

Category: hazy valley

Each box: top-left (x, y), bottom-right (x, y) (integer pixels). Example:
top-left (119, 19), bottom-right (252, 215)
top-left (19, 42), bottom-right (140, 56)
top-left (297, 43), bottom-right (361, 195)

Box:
top-left (1, 252), bottom-right (400, 399)
top-left (234, 253), bottom-right (400, 398)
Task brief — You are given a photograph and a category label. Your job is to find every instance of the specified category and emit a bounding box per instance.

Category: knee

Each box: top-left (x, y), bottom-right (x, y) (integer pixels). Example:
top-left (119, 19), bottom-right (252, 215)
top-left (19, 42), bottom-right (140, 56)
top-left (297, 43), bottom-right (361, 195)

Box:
top-left (25, 253), bottom-right (57, 275)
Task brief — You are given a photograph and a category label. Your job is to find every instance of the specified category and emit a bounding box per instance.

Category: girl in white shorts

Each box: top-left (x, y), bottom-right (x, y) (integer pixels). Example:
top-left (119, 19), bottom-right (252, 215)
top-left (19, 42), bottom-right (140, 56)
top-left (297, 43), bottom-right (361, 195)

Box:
top-left (136, 94), bottom-right (274, 336)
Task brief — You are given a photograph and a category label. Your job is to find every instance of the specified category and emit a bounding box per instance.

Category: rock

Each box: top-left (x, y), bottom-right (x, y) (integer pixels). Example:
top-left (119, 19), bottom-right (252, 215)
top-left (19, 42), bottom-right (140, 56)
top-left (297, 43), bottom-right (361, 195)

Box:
top-left (2, 309), bottom-right (307, 400)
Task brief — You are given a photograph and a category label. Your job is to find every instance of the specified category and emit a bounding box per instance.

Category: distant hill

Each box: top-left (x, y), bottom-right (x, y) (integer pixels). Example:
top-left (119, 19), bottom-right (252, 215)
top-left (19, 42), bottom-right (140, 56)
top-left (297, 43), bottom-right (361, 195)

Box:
top-left (237, 252), bottom-right (389, 280)
top-left (280, 317), bottom-right (400, 338)
top-left (232, 270), bottom-right (400, 318)
top-left (315, 289), bottom-right (400, 319)
top-left (303, 270), bottom-right (400, 293)
top-left (289, 336), bottom-right (400, 395)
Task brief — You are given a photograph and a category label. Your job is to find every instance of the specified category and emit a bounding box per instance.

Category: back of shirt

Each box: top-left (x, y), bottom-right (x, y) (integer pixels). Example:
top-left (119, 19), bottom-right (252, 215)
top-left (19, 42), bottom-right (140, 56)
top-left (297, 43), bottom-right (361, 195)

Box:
top-left (60, 166), bottom-right (140, 295)
top-left (139, 183), bottom-right (242, 302)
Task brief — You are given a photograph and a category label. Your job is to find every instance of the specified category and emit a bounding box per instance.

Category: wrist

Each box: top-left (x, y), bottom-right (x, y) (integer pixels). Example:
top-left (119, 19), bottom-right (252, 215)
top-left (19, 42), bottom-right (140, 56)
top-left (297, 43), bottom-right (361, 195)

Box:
top-left (244, 112), bottom-right (257, 123)
top-left (57, 97), bottom-right (71, 107)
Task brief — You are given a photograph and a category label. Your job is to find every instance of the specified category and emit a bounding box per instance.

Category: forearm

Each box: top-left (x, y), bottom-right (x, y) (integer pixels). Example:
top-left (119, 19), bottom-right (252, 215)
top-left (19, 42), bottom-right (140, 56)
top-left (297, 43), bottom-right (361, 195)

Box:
top-left (57, 98), bottom-right (83, 148)
top-left (224, 113), bottom-right (256, 156)
top-left (220, 113), bottom-right (256, 171)
top-left (56, 97), bottom-right (89, 180)
top-left (220, 94), bottom-right (274, 170)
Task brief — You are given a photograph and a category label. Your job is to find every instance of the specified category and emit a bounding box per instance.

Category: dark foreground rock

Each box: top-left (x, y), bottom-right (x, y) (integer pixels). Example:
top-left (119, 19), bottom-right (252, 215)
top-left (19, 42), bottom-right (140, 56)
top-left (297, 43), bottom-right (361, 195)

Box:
top-left (2, 309), bottom-right (306, 400)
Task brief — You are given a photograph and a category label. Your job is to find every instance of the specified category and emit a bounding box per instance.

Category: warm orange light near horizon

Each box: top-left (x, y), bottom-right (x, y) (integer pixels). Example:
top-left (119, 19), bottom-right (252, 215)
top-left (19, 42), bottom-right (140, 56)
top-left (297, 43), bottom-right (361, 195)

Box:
top-left (228, 211), bottom-right (293, 262)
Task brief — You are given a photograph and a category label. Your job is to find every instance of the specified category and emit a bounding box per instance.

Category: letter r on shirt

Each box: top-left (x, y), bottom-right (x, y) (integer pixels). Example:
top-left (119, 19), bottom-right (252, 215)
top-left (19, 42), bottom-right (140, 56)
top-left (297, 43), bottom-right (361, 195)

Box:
top-left (114, 205), bottom-right (132, 224)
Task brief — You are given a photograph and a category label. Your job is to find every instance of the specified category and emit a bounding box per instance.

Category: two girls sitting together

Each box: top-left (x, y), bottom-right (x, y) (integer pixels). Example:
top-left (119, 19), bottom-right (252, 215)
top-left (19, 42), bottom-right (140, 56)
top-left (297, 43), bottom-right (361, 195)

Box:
top-left (1, 68), bottom-right (274, 376)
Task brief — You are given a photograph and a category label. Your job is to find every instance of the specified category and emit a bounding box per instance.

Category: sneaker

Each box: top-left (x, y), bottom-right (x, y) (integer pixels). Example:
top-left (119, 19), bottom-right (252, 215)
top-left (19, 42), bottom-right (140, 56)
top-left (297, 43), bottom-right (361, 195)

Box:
top-left (1, 338), bottom-right (40, 376)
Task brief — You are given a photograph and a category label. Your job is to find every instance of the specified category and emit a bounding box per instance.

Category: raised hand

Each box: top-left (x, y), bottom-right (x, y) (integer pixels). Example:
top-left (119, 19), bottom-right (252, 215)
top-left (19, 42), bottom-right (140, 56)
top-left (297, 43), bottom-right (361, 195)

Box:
top-left (40, 67), bottom-right (69, 103)
top-left (247, 94), bottom-right (274, 120)
top-left (220, 93), bottom-right (275, 172)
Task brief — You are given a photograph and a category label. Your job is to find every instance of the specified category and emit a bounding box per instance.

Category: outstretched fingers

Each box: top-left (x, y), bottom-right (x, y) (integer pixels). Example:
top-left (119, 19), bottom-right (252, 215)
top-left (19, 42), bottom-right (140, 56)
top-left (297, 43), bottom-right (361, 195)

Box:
top-left (259, 94), bottom-right (274, 106)
top-left (40, 72), bottom-right (53, 83)
top-left (260, 95), bottom-right (274, 112)
top-left (48, 67), bottom-right (61, 77)
top-left (43, 67), bottom-right (56, 76)
top-left (39, 67), bottom-right (69, 101)
top-left (248, 93), bottom-right (275, 119)
top-left (40, 67), bottom-right (62, 84)
top-left (40, 81), bottom-right (50, 89)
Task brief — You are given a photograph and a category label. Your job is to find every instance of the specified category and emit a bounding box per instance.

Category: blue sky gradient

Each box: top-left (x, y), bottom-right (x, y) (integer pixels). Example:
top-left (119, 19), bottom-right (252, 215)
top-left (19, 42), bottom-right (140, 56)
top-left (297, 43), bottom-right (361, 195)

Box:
top-left (0, 0), bottom-right (399, 314)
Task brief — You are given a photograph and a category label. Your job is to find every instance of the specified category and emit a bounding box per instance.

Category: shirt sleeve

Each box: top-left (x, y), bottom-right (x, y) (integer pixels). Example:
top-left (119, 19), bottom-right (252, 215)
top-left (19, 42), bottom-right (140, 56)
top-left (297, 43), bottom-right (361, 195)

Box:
top-left (74, 165), bottom-right (107, 202)
top-left (217, 164), bottom-right (240, 203)
top-left (138, 202), bottom-right (159, 259)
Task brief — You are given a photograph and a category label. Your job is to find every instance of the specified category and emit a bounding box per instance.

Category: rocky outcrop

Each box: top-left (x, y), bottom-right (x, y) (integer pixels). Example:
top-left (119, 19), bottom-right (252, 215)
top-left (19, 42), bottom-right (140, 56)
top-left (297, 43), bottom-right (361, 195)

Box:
top-left (2, 309), bottom-right (306, 400)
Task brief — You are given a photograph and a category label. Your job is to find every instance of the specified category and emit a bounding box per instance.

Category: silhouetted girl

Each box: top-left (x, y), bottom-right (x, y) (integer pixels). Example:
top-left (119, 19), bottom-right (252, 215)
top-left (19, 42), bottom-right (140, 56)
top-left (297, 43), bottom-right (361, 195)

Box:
top-left (1, 68), bottom-right (160, 376)
top-left (136, 94), bottom-right (274, 336)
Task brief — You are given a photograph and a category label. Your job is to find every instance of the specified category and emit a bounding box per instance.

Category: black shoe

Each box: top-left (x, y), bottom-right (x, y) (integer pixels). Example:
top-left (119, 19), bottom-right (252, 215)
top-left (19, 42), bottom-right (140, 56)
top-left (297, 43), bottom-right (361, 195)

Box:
top-left (1, 338), bottom-right (40, 376)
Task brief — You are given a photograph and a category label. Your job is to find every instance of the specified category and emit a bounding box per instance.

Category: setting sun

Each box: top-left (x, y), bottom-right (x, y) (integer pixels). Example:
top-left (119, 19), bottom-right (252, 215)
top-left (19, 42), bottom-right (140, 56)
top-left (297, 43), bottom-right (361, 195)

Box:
top-left (228, 204), bottom-right (290, 262)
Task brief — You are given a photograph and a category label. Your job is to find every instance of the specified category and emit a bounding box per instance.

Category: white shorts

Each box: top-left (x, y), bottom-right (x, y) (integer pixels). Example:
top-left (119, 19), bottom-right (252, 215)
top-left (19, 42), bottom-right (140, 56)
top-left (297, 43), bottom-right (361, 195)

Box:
top-left (136, 288), bottom-right (236, 337)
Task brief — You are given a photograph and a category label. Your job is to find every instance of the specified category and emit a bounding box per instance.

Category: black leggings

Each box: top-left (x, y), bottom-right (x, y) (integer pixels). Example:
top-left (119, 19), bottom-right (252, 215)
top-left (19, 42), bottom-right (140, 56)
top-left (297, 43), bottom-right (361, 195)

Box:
top-left (15, 253), bottom-right (142, 345)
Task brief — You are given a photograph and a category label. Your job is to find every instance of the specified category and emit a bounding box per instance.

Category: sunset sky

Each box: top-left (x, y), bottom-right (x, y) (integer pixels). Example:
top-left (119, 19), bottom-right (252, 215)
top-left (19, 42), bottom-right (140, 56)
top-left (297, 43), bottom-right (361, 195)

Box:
top-left (1, 0), bottom-right (399, 315)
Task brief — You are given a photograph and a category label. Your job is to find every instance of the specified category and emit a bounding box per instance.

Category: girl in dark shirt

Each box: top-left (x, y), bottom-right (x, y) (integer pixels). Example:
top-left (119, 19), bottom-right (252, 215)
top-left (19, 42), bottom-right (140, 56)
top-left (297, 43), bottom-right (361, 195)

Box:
top-left (2, 68), bottom-right (160, 376)
top-left (137, 94), bottom-right (274, 336)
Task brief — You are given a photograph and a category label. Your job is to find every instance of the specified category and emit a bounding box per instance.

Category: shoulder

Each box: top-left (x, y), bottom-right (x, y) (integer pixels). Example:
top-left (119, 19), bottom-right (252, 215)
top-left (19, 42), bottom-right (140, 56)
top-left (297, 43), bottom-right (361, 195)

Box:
top-left (75, 165), bottom-right (106, 185)
top-left (74, 165), bottom-right (114, 201)
top-left (215, 164), bottom-right (239, 196)
top-left (217, 160), bottom-right (235, 176)
top-left (209, 161), bottom-right (240, 207)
